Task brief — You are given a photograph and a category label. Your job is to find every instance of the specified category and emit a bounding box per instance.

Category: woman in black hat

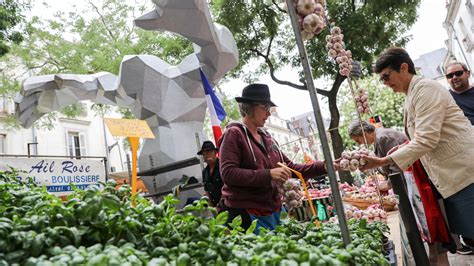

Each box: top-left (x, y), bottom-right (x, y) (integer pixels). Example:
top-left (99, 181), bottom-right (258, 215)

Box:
top-left (218, 83), bottom-right (330, 232)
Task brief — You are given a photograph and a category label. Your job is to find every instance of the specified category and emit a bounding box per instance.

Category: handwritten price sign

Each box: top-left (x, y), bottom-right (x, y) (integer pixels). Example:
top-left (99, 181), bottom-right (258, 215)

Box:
top-left (104, 118), bottom-right (155, 138)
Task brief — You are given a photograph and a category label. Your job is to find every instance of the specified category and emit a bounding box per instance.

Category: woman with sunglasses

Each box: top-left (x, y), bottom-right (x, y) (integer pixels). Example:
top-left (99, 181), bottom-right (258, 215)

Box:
top-left (359, 47), bottom-right (474, 245)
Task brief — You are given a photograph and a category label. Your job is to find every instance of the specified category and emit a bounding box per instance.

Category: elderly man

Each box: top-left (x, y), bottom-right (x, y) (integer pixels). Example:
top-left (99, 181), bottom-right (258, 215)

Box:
top-left (197, 141), bottom-right (223, 209)
top-left (348, 120), bottom-right (407, 175)
top-left (360, 47), bottom-right (474, 241)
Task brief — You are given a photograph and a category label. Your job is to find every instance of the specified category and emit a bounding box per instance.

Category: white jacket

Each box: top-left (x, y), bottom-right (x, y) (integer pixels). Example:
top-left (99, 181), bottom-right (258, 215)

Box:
top-left (390, 76), bottom-right (474, 198)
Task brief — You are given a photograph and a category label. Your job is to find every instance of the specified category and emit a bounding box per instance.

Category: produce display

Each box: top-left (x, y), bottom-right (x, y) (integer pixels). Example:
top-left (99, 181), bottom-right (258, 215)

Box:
top-left (329, 205), bottom-right (388, 224)
top-left (308, 182), bottom-right (356, 198)
top-left (343, 189), bottom-right (397, 212)
top-left (362, 174), bottom-right (391, 193)
top-left (0, 170), bottom-right (390, 265)
top-left (344, 192), bottom-right (397, 205)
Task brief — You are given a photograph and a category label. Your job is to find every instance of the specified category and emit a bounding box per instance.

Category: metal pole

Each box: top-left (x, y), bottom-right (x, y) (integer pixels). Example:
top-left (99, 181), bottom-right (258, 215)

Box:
top-left (126, 153), bottom-right (132, 185)
top-left (388, 172), bottom-right (429, 265)
top-left (116, 140), bottom-right (125, 171)
top-left (195, 132), bottom-right (204, 172)
top-left (149, 154), bottom-right (158, 193)
top-left (27, 143), bottom-right (38, 158)
top-left (102, 119), bottom-right (111, 173)
top-left (286, 0), bottom-right (350, 245)
top-left (32, 127), bottom-right (38, 155)
top-left (103, 157), bottom-right (109, 182)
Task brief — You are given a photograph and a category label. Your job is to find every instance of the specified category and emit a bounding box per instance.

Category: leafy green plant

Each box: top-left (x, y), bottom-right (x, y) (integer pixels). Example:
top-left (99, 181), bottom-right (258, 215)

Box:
top-left (0, 169), bottom-right (389, 265)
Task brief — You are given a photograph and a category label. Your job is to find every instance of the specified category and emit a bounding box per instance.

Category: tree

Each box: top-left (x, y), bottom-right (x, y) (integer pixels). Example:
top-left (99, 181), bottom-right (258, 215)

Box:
top-left (338, 75), bottom-right (405, 149)
top-left (219, 91), bottom-right (241, 127)
top-left (0, 0), bottom-right (25, 57)
top-left (212, 0), bottom-right (420, 182)
top-left (1, 0), bottom-right (193, 128)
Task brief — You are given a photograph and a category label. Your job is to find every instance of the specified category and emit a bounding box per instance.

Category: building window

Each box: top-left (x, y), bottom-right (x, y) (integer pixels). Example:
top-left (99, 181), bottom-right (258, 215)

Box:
top-left (66, 132), bottom-right (87, 158)
top-left (0, 134), bottom-right (5, 154)
top-left (467, 0), bottom-right (473, 14)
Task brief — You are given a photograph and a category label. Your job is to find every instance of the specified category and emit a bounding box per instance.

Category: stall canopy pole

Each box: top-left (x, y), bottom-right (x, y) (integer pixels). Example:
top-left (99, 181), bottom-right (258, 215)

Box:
top-left (129, 137), bottom-right (139, 207)
top-left (389, 172), bottom-right (429, 265)
top-left (286, 0), bottom-right (351, 245)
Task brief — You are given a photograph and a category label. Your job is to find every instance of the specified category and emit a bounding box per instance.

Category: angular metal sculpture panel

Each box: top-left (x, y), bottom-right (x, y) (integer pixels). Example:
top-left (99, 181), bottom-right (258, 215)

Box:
top-left (15, 0), bottom-right (239, 196)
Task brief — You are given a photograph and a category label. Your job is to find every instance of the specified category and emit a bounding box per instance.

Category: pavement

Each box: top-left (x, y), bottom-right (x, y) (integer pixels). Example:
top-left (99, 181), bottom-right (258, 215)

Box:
top-left (387, 210), bottom-right (474, 266)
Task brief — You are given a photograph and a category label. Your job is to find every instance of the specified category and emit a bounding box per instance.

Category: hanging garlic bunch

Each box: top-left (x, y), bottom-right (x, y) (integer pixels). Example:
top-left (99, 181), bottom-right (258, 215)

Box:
top-left (354, 87), bottom-right (371, 114)
top-left (338, 148), bottom-right (373, 172)
top-left (280, 178), bottom-right (304, 210)
top-left (325, 27), bottom-right (353, 77)
top-left (290, 0), bottom-right (327, 40)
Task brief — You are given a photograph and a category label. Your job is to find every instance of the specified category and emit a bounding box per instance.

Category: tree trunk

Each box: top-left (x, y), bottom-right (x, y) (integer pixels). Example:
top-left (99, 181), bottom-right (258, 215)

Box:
top-left (328, 74), bottom-right (353, 183)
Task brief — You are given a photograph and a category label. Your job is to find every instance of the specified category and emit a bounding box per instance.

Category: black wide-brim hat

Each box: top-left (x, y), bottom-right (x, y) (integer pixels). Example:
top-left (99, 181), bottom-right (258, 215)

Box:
top-left (197, 141), bottom-right (218, 155)
top-left (235, 83), bottom-right (277, 107)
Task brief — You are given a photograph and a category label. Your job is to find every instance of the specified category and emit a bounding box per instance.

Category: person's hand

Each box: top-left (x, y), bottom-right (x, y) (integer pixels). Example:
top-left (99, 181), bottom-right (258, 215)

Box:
top-left (359, 155), bottom-right (391, 172)
top-left (270, 167), bottom-right (291, 184)
top-left (333, 158), bottom-right (341, 171)
top-left (204, 192), bottom-right (214, 207)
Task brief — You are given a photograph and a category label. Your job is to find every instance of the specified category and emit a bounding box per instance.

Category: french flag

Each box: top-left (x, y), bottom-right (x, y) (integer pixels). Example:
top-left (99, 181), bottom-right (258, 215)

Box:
top-left (199, 69), bottom-right (226, 144)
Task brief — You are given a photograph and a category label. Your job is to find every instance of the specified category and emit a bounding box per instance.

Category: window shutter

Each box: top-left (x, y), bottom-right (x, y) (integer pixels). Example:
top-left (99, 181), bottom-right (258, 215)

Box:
top-left (79, 132), bottom-right (87, 156)
top-left (66, 132), bottom-right (73, 156)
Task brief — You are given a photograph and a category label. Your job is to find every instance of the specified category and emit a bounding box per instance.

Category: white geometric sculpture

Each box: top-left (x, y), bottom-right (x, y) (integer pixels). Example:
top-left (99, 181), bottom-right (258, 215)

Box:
top-left (15, 0), bottom-right (239, 195)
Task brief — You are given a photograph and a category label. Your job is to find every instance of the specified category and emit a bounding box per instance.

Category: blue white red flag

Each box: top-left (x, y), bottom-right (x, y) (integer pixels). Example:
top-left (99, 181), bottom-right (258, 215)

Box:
top-left (199, 69), bottom-right (226, 144)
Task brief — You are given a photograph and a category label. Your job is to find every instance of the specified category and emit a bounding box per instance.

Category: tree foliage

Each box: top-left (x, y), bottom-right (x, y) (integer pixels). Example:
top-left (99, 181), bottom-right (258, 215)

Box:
top-left (12, 0), bottom-right (192, 76)
top-left (0, 0), bottom-right (25, 57)
top-left (212, 0), bottom-right (420, 182)
top-left (1, 0), bottom-right (193, 128)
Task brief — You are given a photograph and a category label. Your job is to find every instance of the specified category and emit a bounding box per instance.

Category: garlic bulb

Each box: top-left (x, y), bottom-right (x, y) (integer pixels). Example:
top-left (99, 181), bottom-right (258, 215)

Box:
top-left (302, 13), bottom-right (322, 33)
top-left (301, 30), bottom-right (315, 40)
top-left (296, 0), bottom-right (317, 16)
top-left (294, 0), bottom-right (326, 40)
top-left (313, 3), bottom-right (325, 16)
top-left (282, 179), bottom-right (304, 211)
top-left (355, 89), bottom-right (371, 114)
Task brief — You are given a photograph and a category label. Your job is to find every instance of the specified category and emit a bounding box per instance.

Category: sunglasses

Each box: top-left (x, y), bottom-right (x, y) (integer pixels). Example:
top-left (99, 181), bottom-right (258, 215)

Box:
top-left (379, 69), bottom-right (393, 83)
top-left (445, 70), bottom-right (464, 79)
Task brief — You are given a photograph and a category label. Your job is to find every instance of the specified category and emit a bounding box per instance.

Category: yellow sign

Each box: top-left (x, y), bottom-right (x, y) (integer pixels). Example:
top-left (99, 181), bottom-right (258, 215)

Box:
top-left (104, 118), bottom-right (155, 139)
